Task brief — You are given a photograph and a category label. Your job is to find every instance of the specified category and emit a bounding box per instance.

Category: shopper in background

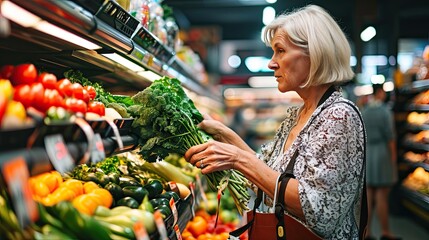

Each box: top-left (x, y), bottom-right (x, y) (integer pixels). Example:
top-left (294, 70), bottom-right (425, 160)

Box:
top-left (185, 5), bottom-right (366, 239)
top-left (361, 84), bottom-right (400, 240)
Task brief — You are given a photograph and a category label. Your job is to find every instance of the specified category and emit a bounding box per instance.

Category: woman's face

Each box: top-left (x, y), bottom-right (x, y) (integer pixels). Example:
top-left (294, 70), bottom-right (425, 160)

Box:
top-left (268, 30), bottom-right (310, 93)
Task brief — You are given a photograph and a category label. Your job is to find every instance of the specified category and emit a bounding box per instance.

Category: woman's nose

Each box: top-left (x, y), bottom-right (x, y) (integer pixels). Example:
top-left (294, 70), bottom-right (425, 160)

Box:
top-left (268, 59), bottom-right (278, 70)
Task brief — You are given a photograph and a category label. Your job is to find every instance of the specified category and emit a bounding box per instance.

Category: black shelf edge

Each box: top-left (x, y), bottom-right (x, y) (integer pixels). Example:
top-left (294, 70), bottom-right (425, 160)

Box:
top-left (408, 104), bottom-right (429, 112)
top-left (402, 140), bottom-right (429, 151)
top-left (400, 79), bottom-right (429, 94)
top-left (407, 123), bottom-right (429, 131)
top-left (400, 160), bottom-right (429, 172)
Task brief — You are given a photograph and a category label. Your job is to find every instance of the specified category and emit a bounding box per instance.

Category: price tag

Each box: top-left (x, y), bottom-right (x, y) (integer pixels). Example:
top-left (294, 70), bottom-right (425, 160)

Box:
top-left (174, 225), bottom-right (182, 240)
top-left (2, 157), bottom-right (38, 228)
top-left (90, 133), bottom-right (105, 164)
top-left (133, 221), bottom-right (150, 240)
top-left (196, 174), bottom-right (208, 205)
top-left (44, 134), bottom-right (74, 174)
top-left (154, 210), bottom-right (168, 240)
top-left (169, 197), bottom-right (178, 226)
top-left (168, 181), bottom-right (178, 193)
top-left (189, 181), bottom-right (196, 217)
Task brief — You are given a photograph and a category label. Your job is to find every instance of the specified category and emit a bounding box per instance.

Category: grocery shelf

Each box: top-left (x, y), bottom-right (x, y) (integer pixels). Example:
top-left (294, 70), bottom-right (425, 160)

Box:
top-left (401, 160), bottom-right (429, 172)
top-left (407, 123), bottom-right (429, 131)
top-left (400, 186), bottom-right (429, 225)
top-left (2, 0), bottom-right (219, 100)
top-left (402, 140), bottom-right (429, 152)
top-left (408, 104), bottom-right (429, 112)
top-left (399, 79), bottom-right (429, 94)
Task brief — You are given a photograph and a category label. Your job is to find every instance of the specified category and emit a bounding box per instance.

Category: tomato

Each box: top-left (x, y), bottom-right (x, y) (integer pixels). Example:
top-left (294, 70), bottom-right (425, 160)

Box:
top-left (56, 78), bottom-right (72, 97)
top-left (69, 82), bottom-right (84, 100)
top-left (0, 95), bottom-right (7, 126)
top-left (39, 89), bottom-right (64, 113)
top-left (84, 86), bottom-right (96, 100)
top-left (0, 65), bottom-right (14, 79)
top-left (188, 216), bottom-right (208, 237)
top-left (10, 63), bottom-right (38, 86)
top-left (87, 101), bottom-right (105, 116)
top-left (82, 89), bottom-right (90, 103)
top-left (64, 98), bottom-right (87, 114)
top-left (37, 72), bottom-right (57, 89)
top-left (29, 82), bottom-right (45, 111)
top-left (13, 84), bottom-right (32, 108)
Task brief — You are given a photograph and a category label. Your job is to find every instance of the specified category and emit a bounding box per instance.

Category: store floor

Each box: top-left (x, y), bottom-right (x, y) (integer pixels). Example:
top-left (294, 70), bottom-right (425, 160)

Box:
top-left (367, 189), bottom-right (429, 240)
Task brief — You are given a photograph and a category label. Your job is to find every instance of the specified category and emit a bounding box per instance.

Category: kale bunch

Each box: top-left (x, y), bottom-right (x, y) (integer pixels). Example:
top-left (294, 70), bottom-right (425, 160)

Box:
top-left (130, 76), bottom-right (211, 162)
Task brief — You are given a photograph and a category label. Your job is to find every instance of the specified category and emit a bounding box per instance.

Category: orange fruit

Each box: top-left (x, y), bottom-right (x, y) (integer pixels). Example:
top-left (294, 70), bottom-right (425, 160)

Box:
top-left (89, 188), bottom-right (113, 208)
top-left (61, 179), bottom-right (84, 196)
top-left (83, 181), bottom-right (99, 194)
top-left (39, 173), bottom-right (59, 193)
top-left (42, 187), bottom-right (75, 206)
top-left (50, 171), bottom-right (63, 187)
top-left (32, 181), bottom-right (50, 198)
top-left (72, 194), bottom-right (99, 215)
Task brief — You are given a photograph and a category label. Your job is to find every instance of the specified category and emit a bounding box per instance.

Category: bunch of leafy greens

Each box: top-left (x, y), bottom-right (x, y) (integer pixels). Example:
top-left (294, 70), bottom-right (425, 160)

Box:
top-left (130, 76), bottom-right (211, 162)
top-left (130, 76), bottom-right (250, 214)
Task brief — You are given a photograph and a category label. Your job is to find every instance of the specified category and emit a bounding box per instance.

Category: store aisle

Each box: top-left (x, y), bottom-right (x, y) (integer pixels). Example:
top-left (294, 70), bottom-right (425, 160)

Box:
top-left (369, 213), bottom-right (429, 240)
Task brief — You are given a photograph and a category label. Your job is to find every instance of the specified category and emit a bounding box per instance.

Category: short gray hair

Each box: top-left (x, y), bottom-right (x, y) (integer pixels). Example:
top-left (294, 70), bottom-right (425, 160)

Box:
top-left (263, 5), bottom-right (354, 87)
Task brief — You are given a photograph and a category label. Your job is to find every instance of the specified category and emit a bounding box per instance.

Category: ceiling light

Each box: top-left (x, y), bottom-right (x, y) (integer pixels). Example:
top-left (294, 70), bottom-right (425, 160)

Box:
top-left (137, 71), bottom-right (161, 82)
top-left (228, 55), bottom-right (241, 68)
top-left (370, 74), bottom-right (385, 84)
top-left (102, 53), bottom-right (145, 72)
top-left (360, 26), bottom-right (376, 42)
top-left (350, 56), bottom-right (357, 67)
top-left (1, 1), bottom-right (40, 27)
top-left (245, 56), bottom-right (272, 72)
top-left (353, 85), bottom-right (373, 96)
top-left (248, 76), bottom-right (277, 88)
top-left (383, 82), bottom-right (394, 92)
top-left (2, 0), bottom-right (101, 50)
top-left (266, 0), bottom-right (277, 3)
top-left (263, 6), bottom-right (275, 26)
top-left (35, 21), bottom-right (101, 50)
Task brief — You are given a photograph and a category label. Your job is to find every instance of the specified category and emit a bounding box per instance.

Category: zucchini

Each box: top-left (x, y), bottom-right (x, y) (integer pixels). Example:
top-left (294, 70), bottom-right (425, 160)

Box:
top-left (154, 204), bottom-right (172, 220)
top-left (119, 176), bottom-right (141, 188)
top-left (157, 191), bottom-right (180, 202)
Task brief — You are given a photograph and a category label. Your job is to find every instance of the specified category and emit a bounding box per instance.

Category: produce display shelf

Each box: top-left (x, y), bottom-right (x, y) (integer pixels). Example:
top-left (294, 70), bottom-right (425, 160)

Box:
top-left (407, 123), bottom-right (429, 131)
top-left (400, 79), bottom-right (429, 94)
top-left (401, 160), bottom-right (429, 172)
top-left (402, 140), bottom-right (429, 152)
top-left (400, 186), bottom-right (429, 226)
top-left (408, 104), bottom-right (429, 112)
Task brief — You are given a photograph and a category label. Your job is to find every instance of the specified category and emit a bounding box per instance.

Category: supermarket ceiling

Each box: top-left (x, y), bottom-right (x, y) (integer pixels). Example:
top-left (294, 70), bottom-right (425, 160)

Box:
top-left (163, 0), bottom-right (429, 41)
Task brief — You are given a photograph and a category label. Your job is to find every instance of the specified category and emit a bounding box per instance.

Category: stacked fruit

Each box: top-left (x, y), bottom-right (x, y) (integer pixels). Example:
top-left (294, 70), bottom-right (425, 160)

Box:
top-left (0, 63), bottom-right (106, 126)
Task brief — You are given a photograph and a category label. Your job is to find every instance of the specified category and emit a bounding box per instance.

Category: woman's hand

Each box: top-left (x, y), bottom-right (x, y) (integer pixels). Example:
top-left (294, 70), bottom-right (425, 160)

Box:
top-left (198, 114), bottom-right (255, 154)
top-left (185, 140), bottom-right (241, 174)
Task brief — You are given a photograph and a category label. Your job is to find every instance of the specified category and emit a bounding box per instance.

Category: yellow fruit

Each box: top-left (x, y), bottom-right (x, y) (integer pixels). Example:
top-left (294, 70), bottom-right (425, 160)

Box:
top-left (31, 181), bottom-right (50, 198)
top-left (89, 188), bottom-right (113, 208)
top-left (50, 171), bottom-right (63, 187)
top-left (72, 194), bottom-right (99, 215)
top-left (83, 181), bottom-right (99, 194)
top-left (5, 100), bottom-right (26, 120)
top-left (61, 179), bottom-right (83, 196)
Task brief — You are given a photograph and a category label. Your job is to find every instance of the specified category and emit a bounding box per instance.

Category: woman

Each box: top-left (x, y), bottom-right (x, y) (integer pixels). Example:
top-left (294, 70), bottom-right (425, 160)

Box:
top-left (185, 5), bottom-right (366, 239)
top-left (362, 84), bottom-right (400, 240)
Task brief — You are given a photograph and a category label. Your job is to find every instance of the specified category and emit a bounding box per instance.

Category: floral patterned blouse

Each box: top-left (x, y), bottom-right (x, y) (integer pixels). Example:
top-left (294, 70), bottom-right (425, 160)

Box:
top-left (257, 89), bottom-right (365, 239)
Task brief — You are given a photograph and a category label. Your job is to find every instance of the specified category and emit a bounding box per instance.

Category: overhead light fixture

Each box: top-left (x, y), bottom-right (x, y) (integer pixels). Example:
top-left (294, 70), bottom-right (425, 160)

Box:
top-left (266, 0), bottom-right (277, 3)
top-left (228, 55), bottom-right (241, 68)
top-left (248, 76), bottom-right (277, 88)
top-left (262, 6), bottom-right (275, 26)
top-left (137, 70), bottom-right (161, 82)
top-left (102, 53), bottom-right (145, 72)
top-left (353, 85), bottom-right (373, 96)
top-left (245, 56), bottom-right (272, 72)
top-left (35, 21), bottom-right (101, 50)
top-left (1, 0), bottom-right (101, 50)
top-left (370, 74), bottom-right (385, 84)
top-left (360, 26), bottom-right (376, 42)
top-left (383, 81), bottom-right (394, 92)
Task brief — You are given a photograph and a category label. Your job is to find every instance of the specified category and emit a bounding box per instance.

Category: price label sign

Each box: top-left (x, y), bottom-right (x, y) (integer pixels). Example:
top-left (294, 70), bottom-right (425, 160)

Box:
top-left (174, 225), bottom-right (182, 240)
top-left (169, 198), bottom-right (178, 226)
top-left (44, 134), bottom-right (74, 174)
top-left (154, 210), bottom-right (168, 240)
top-left (189, 181), bottom-right (196, 217)
top-left (133, 221), bottom-right (150, 240)
top-left (2, 157), bottom-right (38, 228)
top-left (90, 133), bottom-right (105, 164)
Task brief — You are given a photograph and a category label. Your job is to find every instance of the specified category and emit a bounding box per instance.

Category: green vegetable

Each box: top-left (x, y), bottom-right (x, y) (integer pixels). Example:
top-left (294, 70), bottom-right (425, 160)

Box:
top-left (118, 176), bottom-right (141, 188)
top-left (122, 186), bottom-right (148, 203)
top-left (107, 102), bottom-right (130, 118)
top-left (140, 160), bottom-right (194, 185)
top-left (138, 195), bottom-right (154, 213)
top-left (158, 191), bottom-right (180, 202)
top-left (130, 76), bottom-right (251, 214)
top-left (143, 179), bottom-right (164, 199)
top-left (53, 201), bottom-right (111, 240)
top-left (96, 156), bottom-right (121, 175)
top-left (154, 204), bottom-right (172, 220)
top-left (150, 198), bottom-right (170, 208)
top-left (104, 182), bottom-right (123, 201)
top-left (116, 197), bottom-right (139, 209)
